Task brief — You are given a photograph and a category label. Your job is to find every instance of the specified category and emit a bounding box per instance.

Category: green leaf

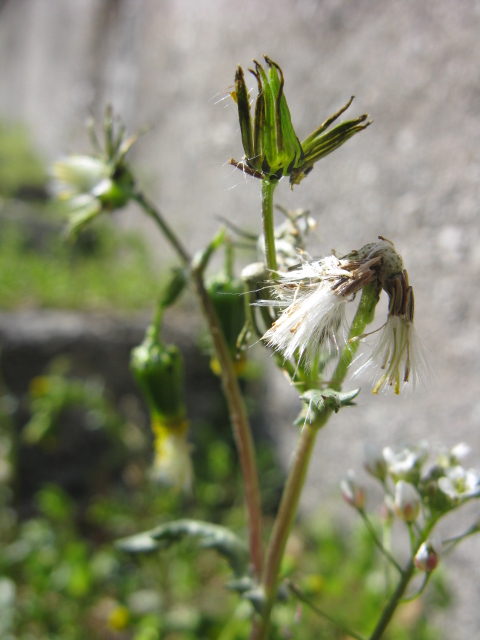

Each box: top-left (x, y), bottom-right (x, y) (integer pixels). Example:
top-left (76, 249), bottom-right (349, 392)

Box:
top-left (117, 519), bottom-right (249, 577)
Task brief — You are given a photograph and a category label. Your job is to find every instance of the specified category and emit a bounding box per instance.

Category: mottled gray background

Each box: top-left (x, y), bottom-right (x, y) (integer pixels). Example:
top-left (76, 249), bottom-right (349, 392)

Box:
top-left (1, 0), bottom-right (480, 636)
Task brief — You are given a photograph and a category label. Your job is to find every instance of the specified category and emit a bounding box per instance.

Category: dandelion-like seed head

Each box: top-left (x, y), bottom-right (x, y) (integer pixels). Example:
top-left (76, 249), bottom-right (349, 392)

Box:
top-left (258, 237), bottom-right (427, 392)
top-left (260, 251), bottom-right (377, 370)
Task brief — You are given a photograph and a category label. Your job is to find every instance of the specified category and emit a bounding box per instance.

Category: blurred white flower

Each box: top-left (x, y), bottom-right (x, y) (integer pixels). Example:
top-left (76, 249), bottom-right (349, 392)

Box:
top-left (438, 465), bottom-right (480, 501)
top-left (394, 480), bottom-right (421, 522)
top-left (437, 442), bottom-right (471, 469)
top-left (340, 469), bottom-right (366, 509)
top-left (383, 442), bottom-right (429, 482)
top-left (258, 207), bottom-right (317, 270)
top-left (364, 442), bottom-right (387, 480)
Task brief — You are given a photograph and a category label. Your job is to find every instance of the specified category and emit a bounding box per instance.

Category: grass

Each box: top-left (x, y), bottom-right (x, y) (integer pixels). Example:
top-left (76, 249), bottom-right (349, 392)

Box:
top-left (0, 212), bottom-right (164, 312)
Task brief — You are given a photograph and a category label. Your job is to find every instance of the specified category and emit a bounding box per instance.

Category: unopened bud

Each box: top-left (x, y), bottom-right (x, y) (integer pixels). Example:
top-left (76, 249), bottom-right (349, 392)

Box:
top-left (340, 470), bottom-right (366, 510)
top-left (130, 330), bottom-right (186, 423)
top-left (394, 480), bottom-right (421, 522)
top-left (414, 539), bottom-right (441, 572)
top-left (364, 443), bottom-right (387, 480)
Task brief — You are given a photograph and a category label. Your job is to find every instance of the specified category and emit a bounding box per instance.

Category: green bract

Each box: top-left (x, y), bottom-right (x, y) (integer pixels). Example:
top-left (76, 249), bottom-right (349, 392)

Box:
top-left (231, 57), bottom-right (370, 186)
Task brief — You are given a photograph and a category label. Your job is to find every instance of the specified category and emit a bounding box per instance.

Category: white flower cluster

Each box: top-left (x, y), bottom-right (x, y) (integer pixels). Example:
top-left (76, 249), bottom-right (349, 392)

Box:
top-left (341, 441), bottom-right (480, 576)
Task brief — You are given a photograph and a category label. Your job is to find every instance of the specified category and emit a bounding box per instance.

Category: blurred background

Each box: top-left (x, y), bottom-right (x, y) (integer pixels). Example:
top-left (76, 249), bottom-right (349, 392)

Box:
top-left (1, 0), bottom-right (480, 638)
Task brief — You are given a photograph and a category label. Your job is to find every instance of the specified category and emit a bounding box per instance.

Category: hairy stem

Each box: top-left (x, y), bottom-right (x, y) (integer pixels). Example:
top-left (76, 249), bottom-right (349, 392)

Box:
top-left (134, 192), bottom-right (263, 578)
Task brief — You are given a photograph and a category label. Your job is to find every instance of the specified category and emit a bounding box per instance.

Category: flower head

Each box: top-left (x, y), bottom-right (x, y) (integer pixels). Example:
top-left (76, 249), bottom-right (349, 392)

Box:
top-left (383, 442), bottom-right (429, 483)
top-left (259, 239), bottom-right (400, 372)
top-left (438, 465), bottom-right (480, 502)
top-left (364, 443), bottom-right (387, 480)
top-left (230, 57), bottom-right (370, 185)
top-left (258, 206), bottom-right (317, 271)
top-left (354, 241), bottom-right (429, 394)
top-left (52, 107), bottom-right (137, 235)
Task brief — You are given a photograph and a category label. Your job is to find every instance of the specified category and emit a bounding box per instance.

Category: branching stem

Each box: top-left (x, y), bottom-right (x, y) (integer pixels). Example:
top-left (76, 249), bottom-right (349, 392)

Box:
top-left (134, 192), bottom-right (263, 578)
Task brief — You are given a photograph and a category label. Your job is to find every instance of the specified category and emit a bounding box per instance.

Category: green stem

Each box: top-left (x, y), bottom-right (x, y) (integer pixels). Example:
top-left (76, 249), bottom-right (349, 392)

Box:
top-left (287, 581), bottom-right (366, 640)
top-left (331, 282), bottom-right (381, 390)
top-left (133, 192), bottom-right (191, 264)
top-left (368, 519), bottom-right (436, 640)
top-left (358, 510), bottom-right (403, 574)
top-left (368, 560), bottom-right (416, 640)
top-left (134, 193), bottom-right (263, 579)
top-left (261, 179), bottom-right (278, 274)
top-left (253, 416), bottom-right (326, 640)
top-left (252, 284), bottom-right (382, 640)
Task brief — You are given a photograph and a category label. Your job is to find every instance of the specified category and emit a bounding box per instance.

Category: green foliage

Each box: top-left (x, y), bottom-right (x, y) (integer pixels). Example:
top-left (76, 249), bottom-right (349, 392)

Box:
top-left (0, 374), bottom-right (447, 640)
top-left (0, 216), bottom-right (162, 311)
top-left (0, 121), bottom-right (46, 197)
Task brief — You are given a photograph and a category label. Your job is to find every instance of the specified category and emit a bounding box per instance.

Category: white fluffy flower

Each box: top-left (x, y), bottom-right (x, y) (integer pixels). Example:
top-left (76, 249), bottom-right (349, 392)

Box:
top-left (260, 250), bottom-right (380, 370)
top-left (356, 268), bottom-right (429, 394)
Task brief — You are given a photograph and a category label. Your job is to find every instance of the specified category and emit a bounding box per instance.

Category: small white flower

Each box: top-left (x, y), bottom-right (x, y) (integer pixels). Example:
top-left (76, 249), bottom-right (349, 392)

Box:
top-left (340, 469), bottom-right (366, 509)
top-left (414, 537), bottom-right (442, 572)
top-left (383, 442), bottom-right (429, 482)
top-left (437, 442), bottom-right (471, 469)
top-left (394, 480), bottom-right (421, 522)
top-left (364, 443), bottom-right (387, 480)
top-left (438, 465), bottom-right (480, 501)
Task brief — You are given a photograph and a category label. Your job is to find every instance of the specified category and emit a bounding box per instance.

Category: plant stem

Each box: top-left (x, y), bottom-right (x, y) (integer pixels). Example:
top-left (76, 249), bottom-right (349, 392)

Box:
top-left (252, 284), bottom-right (382, 640)
top-left (358, 510), bottom-right (403, 574)
top-left (133, 192), bottom-right (191, 264)
top-left (331, 282), bottom-right (381, 390)
top-left (287, 581), bottom-right (367, 640)
top-left (261, 179), bottom-right (278, 274)
top-left (134, 192), bottom-right (263, 578)
top-left (368, 560), bottom-right (415, 640)
top-left (253, 416), bottom-right (327, 640)
top-left (190, 268), bottom-right (263, 577)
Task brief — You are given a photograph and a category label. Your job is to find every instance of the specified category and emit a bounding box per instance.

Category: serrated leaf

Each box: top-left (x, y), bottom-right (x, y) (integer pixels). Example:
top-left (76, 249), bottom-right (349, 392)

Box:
top-left (117, 519), bottom-right (249, 577)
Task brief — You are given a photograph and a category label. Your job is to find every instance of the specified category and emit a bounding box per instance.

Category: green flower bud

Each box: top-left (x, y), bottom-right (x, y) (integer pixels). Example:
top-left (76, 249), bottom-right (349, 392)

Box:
top-left (52, 107), bottom-right (140, 235)
top-left (130, 330), bottom-right (186, 424)
top-left (231, 57), bottom-right (370, 186)
top-left (207, 274), bottom-right (247, 375)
